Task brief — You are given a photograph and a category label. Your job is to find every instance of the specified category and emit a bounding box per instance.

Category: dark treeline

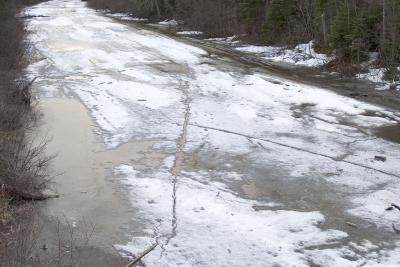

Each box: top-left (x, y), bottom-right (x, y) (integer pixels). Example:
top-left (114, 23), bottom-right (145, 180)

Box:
top-left (87, 0), bottom-right (400, 79)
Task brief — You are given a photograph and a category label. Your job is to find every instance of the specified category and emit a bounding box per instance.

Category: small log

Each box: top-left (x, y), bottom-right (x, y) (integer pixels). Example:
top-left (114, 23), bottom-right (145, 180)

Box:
top-left (346, 222), bottom-right (358, 228)
top-left (125, 243), bottom-right (158, 267)
top-left (1, 185), bottom-right (59, 202)
top-left (391, 203), bottom-right (400, 211)
top-left (374, 155), bottom-right (387, 162)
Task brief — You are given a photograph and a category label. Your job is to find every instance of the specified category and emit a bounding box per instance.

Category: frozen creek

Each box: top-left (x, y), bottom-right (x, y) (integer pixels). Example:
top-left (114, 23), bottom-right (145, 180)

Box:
top-left (25, 0), bottom-right (400, 266)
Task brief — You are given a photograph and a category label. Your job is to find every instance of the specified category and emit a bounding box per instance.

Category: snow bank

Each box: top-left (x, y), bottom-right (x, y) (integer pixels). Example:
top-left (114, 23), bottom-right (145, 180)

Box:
top-left (206, 35), bottom-right (241, 45)
top-left (357, 68), bottom-right (400, 91)
top-left (237, 41), bottom-right (333, 67)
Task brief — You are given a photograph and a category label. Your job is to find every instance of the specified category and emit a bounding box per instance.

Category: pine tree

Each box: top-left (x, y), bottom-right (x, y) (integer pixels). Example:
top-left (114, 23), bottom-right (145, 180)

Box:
top-left (329, 0), bottom-right (368, 66)
top-left (262, 0), bottom-right (298, 44)
top-left (239, 0), bottom-right (265, 35)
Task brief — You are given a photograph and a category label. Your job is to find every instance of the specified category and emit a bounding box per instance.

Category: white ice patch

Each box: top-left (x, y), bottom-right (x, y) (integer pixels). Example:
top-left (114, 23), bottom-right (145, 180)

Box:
top-left (115, 164), bottom-right (349, 267)
top-left (349, 187), bottom-right (400, 229)
top-left (308, 241), bottom-right (400, 267)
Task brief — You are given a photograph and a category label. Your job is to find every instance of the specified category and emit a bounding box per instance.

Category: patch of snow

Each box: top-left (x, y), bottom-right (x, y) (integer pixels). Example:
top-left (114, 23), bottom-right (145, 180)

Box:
top-left (115, 163), bottom-right (349, 267)
top-left (349, 187), bottom-right (400, 229)
top-left (236, 41), bottom-right (334, 67)
top-left (207, 35), bottom-right (241, 45)
top-left (176, 31), bottom-right (203, 36)
top-left (364, 242), bottom-right (400, 266)
top-left (357, 68), bottom-right (386, 84)
top-left (158, 19), bottom-right (178, 27)
top-left (357, 68), bottom-right (400, 91)
top-left (106, 12), bottom-right (148, 22)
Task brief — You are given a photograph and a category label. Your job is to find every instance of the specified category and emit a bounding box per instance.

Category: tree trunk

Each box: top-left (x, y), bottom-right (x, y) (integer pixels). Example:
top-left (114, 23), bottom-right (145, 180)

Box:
top-left (321, 12), bottom-right (327, 45)
top-left (154, 0), bottom-right (161, 18)
top-left (382, 0), bottom-right (386, 48)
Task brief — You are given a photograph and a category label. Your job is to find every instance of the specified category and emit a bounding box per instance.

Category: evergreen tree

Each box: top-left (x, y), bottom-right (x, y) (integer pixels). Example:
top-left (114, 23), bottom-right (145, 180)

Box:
top-left (262, 0), bottom-right (299, 44)
top-left (239, 0), bottom-right (265, 35)
top-left (329, 1), bottom-right (367, 64)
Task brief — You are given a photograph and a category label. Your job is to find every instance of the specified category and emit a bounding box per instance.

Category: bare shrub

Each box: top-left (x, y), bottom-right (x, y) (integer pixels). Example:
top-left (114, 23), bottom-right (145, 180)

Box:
top-left (30, 217), bottom-right (97, 267)
top-left (0, 0), bottom-right (51, 263)
top-left (0, 204), bottom-right (39, 267)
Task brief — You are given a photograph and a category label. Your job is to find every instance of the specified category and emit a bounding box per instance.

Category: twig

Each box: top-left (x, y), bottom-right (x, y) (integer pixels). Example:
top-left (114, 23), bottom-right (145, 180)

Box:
top-left (125, 243), bottom-right (158, 267)
top-left (392, 224), bottom-right (400, 234)
top-left (391, 203), bottom-right (400, 211)
top-left (345, 222), bottom-right (358, 228)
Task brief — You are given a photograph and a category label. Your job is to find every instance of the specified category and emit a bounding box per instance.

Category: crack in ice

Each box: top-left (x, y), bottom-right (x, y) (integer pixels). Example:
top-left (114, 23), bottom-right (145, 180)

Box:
top-left (164, 79), bottom-right (192, 248)
top-left (189, 123), bottom-right (400, 179)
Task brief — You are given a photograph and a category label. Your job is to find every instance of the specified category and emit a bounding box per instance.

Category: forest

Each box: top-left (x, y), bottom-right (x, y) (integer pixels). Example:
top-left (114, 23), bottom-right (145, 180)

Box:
top-left (87, 0), bottom-right (400, 79)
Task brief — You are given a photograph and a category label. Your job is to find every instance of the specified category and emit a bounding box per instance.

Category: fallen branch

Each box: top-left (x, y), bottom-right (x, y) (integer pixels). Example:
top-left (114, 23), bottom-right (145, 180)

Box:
top-left (19, 15), bottom-right (50, 19)
top-left (1, 185), bottom-right (59, 201)
top-left (391, 203), bottom-right (400, 211)
top-left (345, 221), bottom-right (358, 228)
top-left (125, 243), bottom-right (158, 267)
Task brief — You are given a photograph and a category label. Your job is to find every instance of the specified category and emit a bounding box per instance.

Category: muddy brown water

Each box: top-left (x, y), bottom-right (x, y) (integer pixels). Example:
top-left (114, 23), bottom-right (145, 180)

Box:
top-left (33, 98), bottom-right (164, 266)
top-left (373, 124), bottom-right (400, 143)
